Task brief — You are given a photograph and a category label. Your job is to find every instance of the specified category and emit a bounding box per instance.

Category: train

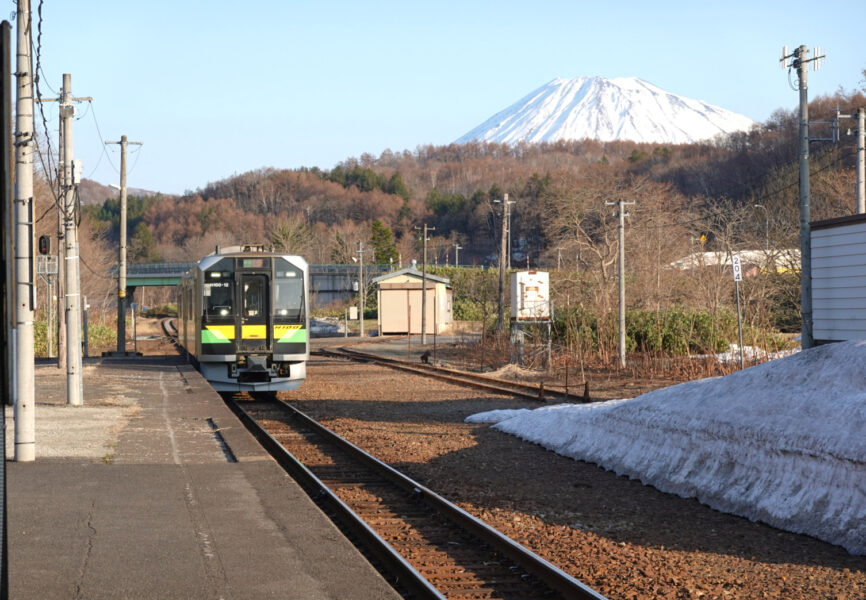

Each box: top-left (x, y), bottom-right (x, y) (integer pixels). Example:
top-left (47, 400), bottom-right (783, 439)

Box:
top-left (177, 245), bottom-right (309, 392)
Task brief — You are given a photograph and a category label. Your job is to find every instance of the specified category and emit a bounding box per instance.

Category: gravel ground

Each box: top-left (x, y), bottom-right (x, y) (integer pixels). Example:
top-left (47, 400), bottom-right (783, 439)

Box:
top-left (288, 353), bottom-right (866, 600)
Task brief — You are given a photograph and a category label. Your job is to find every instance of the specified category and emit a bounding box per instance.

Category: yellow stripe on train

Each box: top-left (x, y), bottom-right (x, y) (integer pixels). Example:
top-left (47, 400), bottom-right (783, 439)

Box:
top-left (241, 324), bottom-right (267, 339)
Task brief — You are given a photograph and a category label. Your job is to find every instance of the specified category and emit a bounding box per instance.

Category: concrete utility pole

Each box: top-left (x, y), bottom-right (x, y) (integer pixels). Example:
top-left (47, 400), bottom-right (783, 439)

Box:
top-left (853, 108), bottom-right (866, 213)
top-left (14, 1), bottom-right (36, 460)
top-left (453, 242), bottom-right (462, 267)
top-left (356, 241), bottom-right (365, 338)
top-left (835, 107), bottom-right (866, 213)
top-left (2, 22), bottom-right (12, 413)
top-left (606, 198), bottom-right (635, 368)
top-left (780, 44), bottom-right (824, 349)
top-left (59, 74), bottom-right (87, 406)
top-left (415, 224), bottom-right (435, 344)
top-left (105, 135), bottom-right (142, 355)
top-left (495, 193), bottom-right (513, 333)
top-left (506, 198), bottom-right (514, 270)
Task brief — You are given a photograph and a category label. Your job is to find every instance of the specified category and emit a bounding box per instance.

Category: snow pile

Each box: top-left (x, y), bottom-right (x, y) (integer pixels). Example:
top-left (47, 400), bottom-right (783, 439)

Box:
top-left (467, 341), bottom-right (866, 554)
top-left (310, 318), bottom-right (342, 337)
top-left (456, 76), bottom-right (757, 146)
top-left (705, 343), bottom-right (800, 363)
top-left (465, 408), bottom-right (531, 424)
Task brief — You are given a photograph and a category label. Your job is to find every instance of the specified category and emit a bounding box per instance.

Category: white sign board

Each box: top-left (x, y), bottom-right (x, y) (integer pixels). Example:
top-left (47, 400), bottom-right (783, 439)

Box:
top-left (731, 255), bottom-right (742, 282)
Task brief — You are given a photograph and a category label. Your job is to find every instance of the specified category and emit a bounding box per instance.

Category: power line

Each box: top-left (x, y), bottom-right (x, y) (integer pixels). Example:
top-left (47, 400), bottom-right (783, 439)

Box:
top-left (85, 100), bottom-right (118, 175)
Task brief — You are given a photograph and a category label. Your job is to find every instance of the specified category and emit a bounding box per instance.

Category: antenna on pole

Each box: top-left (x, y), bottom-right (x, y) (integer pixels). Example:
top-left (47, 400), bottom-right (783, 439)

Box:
top-left (813, 46), bottom-right (825, 70)
top-left (779, 46), bottom-right (789, 68)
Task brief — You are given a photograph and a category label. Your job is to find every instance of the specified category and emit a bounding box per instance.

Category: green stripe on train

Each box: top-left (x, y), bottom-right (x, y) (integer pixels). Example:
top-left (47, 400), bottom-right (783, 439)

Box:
top-left (201, 329), bottom-right (233, 344)
top-left (278, 327), bottom-right (307, 343)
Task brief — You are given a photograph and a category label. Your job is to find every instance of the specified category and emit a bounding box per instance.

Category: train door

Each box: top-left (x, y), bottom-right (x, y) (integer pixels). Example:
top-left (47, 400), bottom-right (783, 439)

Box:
top-left (239, 273), bottom-right (270, 352)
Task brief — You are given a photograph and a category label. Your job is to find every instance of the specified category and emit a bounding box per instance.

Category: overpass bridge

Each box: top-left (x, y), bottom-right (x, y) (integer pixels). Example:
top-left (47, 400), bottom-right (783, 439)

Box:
top-left (122, 262), bottom-right (390, 307)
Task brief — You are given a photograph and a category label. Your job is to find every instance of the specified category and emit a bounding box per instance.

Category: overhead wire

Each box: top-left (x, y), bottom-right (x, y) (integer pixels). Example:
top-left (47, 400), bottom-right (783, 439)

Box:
top-left (86, 99), bottom-right (118, 176)
top-left (127, 142), bottom-right (144, 177)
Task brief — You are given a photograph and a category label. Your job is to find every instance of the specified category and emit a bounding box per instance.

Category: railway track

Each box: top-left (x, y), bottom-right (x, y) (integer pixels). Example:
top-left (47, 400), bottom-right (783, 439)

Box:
top-left (225, 393), bottom-right (607, 600)
top-left (315, 345), bottom-right (592, 403)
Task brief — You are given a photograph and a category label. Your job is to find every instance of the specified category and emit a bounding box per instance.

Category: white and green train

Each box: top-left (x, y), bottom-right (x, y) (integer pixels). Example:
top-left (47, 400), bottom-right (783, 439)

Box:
top-left (177, 245), bottom-right (309, 392)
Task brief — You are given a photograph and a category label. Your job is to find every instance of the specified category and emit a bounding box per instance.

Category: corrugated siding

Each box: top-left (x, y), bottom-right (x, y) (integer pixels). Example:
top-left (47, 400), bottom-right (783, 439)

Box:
top-left (812, 221), bottom-right (866, 341)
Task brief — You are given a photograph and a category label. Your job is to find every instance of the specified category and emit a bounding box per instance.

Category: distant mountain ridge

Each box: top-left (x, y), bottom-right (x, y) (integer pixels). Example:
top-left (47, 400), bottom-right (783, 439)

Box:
top-left (456, 76), bottom-right (757, 146)
top-left (78, 179), bottom-right (165, 206)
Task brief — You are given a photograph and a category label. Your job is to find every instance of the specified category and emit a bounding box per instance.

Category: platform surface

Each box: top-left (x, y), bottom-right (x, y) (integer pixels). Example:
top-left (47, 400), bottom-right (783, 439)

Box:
top-left (6, 356), bottom-right (400, 600)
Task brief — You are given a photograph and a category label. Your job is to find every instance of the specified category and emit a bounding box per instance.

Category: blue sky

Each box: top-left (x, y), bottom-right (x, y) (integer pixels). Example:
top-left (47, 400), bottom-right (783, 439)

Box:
top-left (20, 0), bottom-right (866, 195)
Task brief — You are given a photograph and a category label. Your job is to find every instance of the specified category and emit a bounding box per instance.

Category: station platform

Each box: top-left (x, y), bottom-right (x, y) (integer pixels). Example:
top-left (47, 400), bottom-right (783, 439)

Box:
top-left (5, 356), bottom-right (400, 600)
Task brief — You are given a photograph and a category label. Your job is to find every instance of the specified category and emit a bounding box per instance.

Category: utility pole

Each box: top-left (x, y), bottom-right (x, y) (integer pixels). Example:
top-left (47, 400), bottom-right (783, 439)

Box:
top-left (105, 135), bottom-right (142, 355)
top-left (59, 74), bottom-right (89, 406)
top-left (356, 241), bottom-right (365, 338)
top-left (494, 193), bottom-right (514, 333)
top-left (857, 108), bottom-right (866, 214)
top-left (453, 242), bottom-right (462, 267)
top-left (833, 107), bottom-right (865, 213)
top-left (500, 195), bottom-right (515, 270)
top-left (852, 108), bottom-right (866, 213)
top-left (0, 21), bottom-right (9, 591)
top-left (415, 224), bottom-right (435, 344)
top-left (780, 45), bottom-right (824, 350)
top-left (14, 1), bottom-right (36, 460)
top-left (2, 21), bottom-right (12, 415)
top-left (606, 198), bottom-right (634, 368)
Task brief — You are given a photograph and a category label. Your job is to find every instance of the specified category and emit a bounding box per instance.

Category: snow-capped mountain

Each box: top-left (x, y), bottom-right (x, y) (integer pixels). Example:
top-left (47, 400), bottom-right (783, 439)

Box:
top-left (455, 76), bottom-right (757, 146)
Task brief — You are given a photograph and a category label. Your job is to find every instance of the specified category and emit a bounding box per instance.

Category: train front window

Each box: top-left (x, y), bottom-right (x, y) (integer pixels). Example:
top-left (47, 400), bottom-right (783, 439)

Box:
top-left (243, 277), bottom-right (265, 317)
top-left (204, 280), bottom-right (234, 317)
top-left (274, 259), bottom-right (305, 321)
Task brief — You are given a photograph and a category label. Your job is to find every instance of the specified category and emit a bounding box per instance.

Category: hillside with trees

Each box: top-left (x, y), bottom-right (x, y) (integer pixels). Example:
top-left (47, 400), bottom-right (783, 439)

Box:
top-left (85, 89), bottom-right (860, 270)
top-left (61, 86), bottom-right (864, 357)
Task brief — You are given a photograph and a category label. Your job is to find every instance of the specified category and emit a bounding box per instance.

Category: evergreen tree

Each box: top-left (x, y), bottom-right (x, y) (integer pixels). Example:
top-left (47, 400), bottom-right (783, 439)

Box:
top-left (385, 171), bottom-right (410, 200)
top-left (370, 220), bottom-right (398, 265)
top-left (129, 222), bottom-right (160, 262)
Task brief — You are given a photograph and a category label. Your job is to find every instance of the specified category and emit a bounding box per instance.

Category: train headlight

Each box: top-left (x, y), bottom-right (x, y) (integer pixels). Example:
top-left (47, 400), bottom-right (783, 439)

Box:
top-left (277, 309), bottom-right (288, 316)
top-left (219, 308), bottom-right (229, 316)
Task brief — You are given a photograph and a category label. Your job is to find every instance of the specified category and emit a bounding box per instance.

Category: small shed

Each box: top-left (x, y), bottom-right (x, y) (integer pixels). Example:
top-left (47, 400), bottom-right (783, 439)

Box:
top-left (812, 213), bottom-right (866, 343)
top-left (372, 268), bottom-right (452, 335)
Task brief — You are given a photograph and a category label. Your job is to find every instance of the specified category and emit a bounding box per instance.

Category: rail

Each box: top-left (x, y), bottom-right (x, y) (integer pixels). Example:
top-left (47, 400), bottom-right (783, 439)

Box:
top-left (225, 394), bottom-right (607, 600)
top-left (315, 345), bottom-right (594, 403)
